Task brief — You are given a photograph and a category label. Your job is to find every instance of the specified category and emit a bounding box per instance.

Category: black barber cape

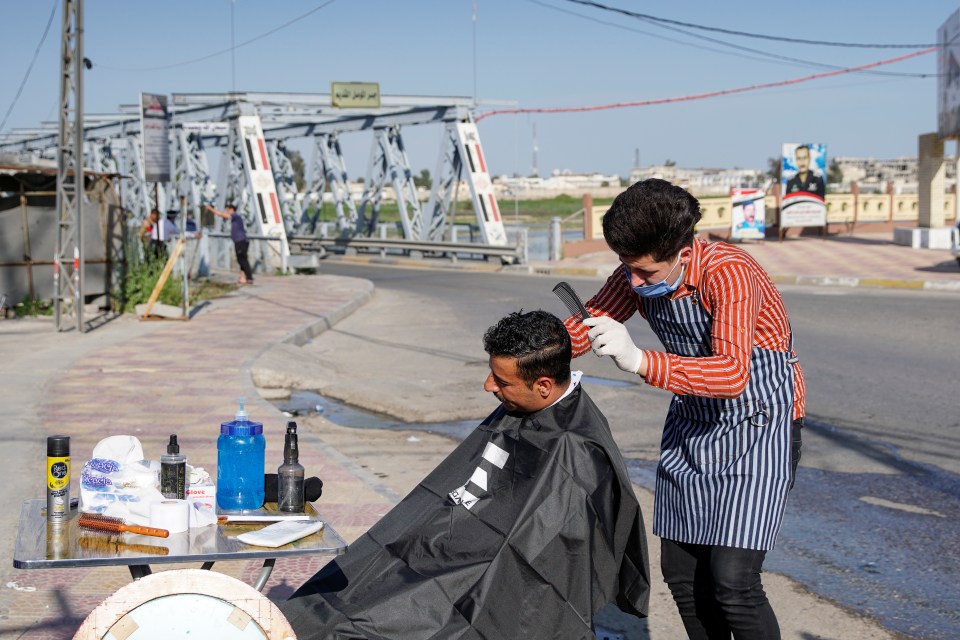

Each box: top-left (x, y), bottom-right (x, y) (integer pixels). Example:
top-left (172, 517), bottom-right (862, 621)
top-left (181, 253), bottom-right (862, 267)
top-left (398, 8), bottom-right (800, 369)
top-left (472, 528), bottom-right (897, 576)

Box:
top-left (281, 383), bottom-right (650, 639)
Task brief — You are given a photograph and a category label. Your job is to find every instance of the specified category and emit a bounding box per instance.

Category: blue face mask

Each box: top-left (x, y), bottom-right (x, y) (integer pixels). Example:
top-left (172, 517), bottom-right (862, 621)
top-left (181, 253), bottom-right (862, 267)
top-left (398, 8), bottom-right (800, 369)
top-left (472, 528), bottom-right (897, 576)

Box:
top-left (627, 255), bottom-right (684, 298)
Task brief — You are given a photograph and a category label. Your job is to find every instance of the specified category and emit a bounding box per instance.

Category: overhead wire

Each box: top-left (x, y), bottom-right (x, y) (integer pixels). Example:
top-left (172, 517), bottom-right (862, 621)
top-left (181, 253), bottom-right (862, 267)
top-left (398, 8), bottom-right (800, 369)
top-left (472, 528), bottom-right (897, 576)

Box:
top-left (0, 0), bottom-right (58, 134)
top-left (475, 47), bottom-right (935, 122)
top-left (526, 0), bottom-right (824, 71)
top-left (94, 0), bottom-right (339, 72)
top-left (530, 0), bottom-right (938, 78)
top-left (563, 0), bottom-right (938, 49)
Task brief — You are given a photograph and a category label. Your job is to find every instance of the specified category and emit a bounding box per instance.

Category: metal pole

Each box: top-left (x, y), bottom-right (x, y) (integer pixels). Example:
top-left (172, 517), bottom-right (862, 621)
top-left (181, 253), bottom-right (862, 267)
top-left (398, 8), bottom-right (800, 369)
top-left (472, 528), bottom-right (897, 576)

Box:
top-left (180, 244), bottom-right (188, 318)
top-left (20, 190), bottom-right (35, 300)
top-left (471, 2), bottom-right (477, 106)
top-left (75, 0), bottom-right (84, 332)
top-left (548, 216), bottom-right (562, 262)
top-left (54, 0), bottom-right (84, 332)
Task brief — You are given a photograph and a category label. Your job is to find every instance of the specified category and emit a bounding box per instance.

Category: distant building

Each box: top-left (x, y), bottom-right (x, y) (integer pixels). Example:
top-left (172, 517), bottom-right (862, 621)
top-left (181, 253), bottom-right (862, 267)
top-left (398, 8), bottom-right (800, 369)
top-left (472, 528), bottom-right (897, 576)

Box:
top-left (832, 156), bottom-right (956, 194)
top-left (494, 170), bottom-right (622, 199)
top-left (628, 165), bottom-right (765, 195)
top-left (497, 170), bottom-right (620, 191)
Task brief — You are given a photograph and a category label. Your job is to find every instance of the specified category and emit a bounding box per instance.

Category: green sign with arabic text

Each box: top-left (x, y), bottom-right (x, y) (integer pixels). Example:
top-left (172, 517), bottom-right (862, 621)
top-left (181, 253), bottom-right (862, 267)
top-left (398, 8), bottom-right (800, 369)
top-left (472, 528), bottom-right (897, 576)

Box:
top-left (331, 82), bottom-right (381, 109)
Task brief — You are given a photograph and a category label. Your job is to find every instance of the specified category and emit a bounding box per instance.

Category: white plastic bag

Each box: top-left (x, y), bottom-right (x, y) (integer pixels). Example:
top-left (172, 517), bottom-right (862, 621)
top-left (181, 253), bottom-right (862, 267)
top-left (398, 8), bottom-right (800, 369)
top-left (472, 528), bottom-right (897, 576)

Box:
top-left (79, 435), bottom-right (164, 526)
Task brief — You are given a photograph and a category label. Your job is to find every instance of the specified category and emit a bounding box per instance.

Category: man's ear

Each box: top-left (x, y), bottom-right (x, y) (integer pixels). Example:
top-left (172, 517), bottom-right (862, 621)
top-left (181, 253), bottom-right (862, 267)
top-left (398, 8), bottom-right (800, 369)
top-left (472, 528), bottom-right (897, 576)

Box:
top-left (535, 377), bottom-right (554, 398)
top-left (679, 245), bottom-right (693, 266)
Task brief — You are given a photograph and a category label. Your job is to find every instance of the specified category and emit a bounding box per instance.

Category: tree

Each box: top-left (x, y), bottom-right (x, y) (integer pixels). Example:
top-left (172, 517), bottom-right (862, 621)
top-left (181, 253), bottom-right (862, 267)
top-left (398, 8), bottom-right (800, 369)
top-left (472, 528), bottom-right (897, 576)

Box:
top-left (664, 159), bottom-right (677, 167)
top-left (766, 157), bottom-right (781, 183)
top-left (413, 168), bottom-right (432, 190)
top-left (827, 158), bottom-right (843, 184)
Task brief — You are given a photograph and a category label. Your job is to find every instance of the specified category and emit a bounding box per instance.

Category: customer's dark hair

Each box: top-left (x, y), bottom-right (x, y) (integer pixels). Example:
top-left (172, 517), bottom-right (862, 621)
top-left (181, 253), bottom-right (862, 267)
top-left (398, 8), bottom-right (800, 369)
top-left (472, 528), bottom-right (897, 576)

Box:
top-left (483, 310), bottom-right (571, 386)
top-left (602, 178), bottom-right (701, 261)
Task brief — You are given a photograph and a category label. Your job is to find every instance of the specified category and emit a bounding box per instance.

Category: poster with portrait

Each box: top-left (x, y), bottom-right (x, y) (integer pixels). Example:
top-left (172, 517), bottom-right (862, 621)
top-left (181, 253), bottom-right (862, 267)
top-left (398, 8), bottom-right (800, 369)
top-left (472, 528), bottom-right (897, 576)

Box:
top-left (730, 188), bottom-right (766, 241)
top-left (780, 143), bottom-right (827, 228)
top-left (938, 9), bottom-right (960, 138)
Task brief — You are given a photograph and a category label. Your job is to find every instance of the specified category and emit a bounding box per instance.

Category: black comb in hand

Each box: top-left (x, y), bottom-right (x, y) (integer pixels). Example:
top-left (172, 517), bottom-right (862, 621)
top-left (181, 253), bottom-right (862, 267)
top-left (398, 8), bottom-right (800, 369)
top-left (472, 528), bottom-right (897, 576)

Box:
top-left (552, 281), bottom-right (592, 321)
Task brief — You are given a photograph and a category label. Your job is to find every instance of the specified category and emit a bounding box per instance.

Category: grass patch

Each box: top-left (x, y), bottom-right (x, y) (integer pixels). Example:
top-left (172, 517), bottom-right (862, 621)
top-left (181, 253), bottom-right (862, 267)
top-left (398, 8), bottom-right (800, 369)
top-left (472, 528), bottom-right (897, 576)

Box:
top-left (12, 295), bottom-right (54, 317)
top-left (118, 246), bottom-right (238, 313)
top-left (191, 279), bottom-right (239, 304)
top-left (307, 195), bottom-right (605, 228)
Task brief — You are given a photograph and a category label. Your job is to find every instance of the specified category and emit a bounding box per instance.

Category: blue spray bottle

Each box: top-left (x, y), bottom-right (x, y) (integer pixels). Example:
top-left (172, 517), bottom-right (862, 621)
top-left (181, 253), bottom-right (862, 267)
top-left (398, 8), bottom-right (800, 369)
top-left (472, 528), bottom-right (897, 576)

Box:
top-left (216, 397), bottom-right (265, 511)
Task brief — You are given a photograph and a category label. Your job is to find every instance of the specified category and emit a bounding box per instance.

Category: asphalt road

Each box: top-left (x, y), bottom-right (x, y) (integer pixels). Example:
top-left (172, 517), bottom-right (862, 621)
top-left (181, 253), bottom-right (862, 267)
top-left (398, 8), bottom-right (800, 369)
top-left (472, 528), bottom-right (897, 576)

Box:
top-left (306, 260), bottom-right (960, 639)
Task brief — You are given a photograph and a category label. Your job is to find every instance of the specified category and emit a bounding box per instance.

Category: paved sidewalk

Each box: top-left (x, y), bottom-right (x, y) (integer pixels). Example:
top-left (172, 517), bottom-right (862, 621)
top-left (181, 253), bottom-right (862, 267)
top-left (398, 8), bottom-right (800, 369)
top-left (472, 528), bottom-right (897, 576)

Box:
top-left (0, 275), bottom-right (394, 640)
top-left (531, 230), bottom-right (960, 292)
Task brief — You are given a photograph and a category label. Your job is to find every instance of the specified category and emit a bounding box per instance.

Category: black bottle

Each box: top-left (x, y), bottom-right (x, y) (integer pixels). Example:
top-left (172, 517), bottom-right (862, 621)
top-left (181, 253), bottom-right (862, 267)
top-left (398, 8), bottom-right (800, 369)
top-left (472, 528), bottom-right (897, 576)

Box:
top-left (278, 421), bottom-right (305, 513)
top-left (160, 434), bottom-right (186, 500)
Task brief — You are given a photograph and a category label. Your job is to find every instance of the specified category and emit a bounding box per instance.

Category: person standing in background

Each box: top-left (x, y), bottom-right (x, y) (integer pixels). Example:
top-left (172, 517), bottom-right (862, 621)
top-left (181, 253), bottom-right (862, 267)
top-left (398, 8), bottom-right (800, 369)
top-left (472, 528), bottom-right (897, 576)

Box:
top-left (139, 208), bottom-right (166, 261)
top-left (205, 203), bottom-right (254, 284)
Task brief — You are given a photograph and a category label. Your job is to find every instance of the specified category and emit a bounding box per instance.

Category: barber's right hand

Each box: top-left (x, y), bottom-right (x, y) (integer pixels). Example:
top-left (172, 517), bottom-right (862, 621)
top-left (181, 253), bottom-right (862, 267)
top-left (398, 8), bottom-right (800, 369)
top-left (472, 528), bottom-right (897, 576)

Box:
top-left (582, 316), bottom-right (644, 374)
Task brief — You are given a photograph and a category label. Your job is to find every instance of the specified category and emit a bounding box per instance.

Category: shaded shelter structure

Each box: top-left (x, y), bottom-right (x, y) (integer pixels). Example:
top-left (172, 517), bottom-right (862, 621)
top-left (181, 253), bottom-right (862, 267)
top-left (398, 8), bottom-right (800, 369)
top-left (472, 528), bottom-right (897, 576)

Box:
top-left (0, 160), bottom-right (125, 313)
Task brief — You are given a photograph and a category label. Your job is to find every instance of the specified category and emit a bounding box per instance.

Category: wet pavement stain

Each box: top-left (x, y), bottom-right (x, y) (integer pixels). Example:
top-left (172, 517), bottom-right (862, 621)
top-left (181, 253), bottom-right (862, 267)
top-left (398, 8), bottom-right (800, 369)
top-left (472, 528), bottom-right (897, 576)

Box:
top-left (626, 458), bottom-right (960, 640)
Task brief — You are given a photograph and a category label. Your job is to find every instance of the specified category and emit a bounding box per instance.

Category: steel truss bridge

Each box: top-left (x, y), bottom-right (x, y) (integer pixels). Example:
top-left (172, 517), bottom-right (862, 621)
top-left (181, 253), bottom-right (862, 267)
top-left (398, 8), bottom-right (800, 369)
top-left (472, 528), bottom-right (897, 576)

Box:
top-left (0, 92), bottom-right (513, 256)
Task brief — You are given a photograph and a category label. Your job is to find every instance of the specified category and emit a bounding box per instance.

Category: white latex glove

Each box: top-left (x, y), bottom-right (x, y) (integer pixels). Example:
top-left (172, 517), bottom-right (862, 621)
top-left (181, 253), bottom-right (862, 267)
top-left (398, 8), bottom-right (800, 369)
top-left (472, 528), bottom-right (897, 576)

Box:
top-left (582, 316), bottom-right (644, 374)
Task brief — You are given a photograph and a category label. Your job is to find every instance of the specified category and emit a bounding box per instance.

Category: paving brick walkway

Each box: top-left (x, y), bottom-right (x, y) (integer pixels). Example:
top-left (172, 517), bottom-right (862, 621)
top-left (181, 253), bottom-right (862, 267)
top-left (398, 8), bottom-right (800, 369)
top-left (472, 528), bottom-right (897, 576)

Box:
top-left (0, 275), bottom-right (395, 640)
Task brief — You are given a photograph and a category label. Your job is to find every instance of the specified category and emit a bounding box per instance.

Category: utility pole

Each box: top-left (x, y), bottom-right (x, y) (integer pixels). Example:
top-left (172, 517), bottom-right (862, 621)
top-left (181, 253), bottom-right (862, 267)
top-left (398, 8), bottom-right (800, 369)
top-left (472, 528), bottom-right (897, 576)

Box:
top-left (531, 123), bottom-right (538, 177)
top-left (54, 0), bottom-right (85, 332)
top-left (471, 1), bottom-right (477, 107)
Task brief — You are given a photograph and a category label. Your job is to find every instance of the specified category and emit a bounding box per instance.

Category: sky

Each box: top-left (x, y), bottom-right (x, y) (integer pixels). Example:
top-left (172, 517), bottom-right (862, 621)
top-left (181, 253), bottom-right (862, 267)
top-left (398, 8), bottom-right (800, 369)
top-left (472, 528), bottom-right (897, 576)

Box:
top-left (1, 0), bottom-right (959, 179)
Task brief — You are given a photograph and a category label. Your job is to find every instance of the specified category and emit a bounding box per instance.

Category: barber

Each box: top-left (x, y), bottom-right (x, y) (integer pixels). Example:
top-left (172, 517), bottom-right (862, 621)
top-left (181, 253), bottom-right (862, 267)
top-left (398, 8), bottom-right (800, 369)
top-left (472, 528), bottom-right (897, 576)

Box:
top-left (564, 179), bottom-right (804, 640)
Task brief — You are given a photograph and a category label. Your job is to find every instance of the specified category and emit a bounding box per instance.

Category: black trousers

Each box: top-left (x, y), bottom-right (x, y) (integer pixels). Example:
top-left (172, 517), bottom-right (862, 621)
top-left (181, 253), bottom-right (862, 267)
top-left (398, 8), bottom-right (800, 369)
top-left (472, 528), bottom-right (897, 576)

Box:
top-left (659, 419), bottom-right (801, 639)
top-left (146, 240), bottom-right (167, 262)
top-left (234, 239), bottom-right (253, 282)
top-left (661, 540), bottom-right (780, 640)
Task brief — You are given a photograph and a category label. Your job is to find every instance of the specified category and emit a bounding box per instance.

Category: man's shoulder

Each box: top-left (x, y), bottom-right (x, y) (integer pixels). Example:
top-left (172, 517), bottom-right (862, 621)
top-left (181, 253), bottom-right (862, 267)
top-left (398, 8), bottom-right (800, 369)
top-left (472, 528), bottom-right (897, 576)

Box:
top-left (702, 238), bottom-right (752, 262)
top-left (543, 385), bottom-right (615, 443)
top-left (699, 240), bottom-right (769, 287)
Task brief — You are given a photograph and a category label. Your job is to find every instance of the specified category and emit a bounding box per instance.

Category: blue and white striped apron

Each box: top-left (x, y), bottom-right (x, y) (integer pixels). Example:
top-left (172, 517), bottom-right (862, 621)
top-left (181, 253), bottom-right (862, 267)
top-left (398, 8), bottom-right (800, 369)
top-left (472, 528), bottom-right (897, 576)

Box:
top-left (645, 292), bottom-right (795, 551)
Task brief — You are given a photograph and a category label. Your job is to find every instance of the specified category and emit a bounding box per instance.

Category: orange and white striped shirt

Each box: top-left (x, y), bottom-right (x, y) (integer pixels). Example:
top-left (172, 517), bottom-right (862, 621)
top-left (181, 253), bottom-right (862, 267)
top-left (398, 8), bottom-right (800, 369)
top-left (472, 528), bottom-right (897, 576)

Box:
top-left (565, 238), bottom-right (806, 420)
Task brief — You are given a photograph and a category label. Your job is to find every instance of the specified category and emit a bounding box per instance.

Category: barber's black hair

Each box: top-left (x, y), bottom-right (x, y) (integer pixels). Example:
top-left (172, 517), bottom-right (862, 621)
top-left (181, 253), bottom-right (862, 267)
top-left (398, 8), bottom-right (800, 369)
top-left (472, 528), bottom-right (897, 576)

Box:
top-left (601, 178), bottom-right (701, 261)
top-left (483, 310), bottom-right (571, 386)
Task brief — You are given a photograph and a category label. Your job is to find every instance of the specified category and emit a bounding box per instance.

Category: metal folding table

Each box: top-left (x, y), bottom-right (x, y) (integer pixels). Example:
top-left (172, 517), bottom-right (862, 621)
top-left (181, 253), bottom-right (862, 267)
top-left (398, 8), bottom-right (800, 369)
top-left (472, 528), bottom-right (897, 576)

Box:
top-left (13, 499), bottom-right (347, 591)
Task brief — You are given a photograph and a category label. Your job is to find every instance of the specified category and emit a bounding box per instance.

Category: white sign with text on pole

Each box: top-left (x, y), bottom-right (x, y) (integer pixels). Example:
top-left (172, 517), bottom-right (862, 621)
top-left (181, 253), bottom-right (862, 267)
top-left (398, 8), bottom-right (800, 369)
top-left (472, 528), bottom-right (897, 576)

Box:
top-left (454, 122), bottom-right (507, 246)
top-left (139, 92), bottom-right (171, 184)
top-left (237, 114), bottom-right (290, 267)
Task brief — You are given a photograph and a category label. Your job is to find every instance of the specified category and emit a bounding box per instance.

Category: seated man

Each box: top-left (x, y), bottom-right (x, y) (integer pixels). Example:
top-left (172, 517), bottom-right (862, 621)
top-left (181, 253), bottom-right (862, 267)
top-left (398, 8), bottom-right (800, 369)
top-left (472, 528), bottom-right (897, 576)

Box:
top-left (281, 310), bottom-right (650, 639)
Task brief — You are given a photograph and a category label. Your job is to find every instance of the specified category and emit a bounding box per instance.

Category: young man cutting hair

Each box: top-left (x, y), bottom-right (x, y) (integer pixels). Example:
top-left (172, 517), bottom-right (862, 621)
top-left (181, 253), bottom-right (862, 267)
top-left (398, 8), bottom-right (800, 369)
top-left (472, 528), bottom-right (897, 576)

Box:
top-left (565, 178), bottom-right (804, 640)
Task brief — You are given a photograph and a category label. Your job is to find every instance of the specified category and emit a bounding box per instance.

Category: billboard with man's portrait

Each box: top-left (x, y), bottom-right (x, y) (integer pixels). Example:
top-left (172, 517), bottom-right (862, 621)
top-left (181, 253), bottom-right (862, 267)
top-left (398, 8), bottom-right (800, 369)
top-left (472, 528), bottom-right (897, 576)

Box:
top-left (938, 9), bottom-right (960, 138)
top-left (780, 143), bottom-right (827, 229)
top-left (730, 188), bottom-right (766, 241)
